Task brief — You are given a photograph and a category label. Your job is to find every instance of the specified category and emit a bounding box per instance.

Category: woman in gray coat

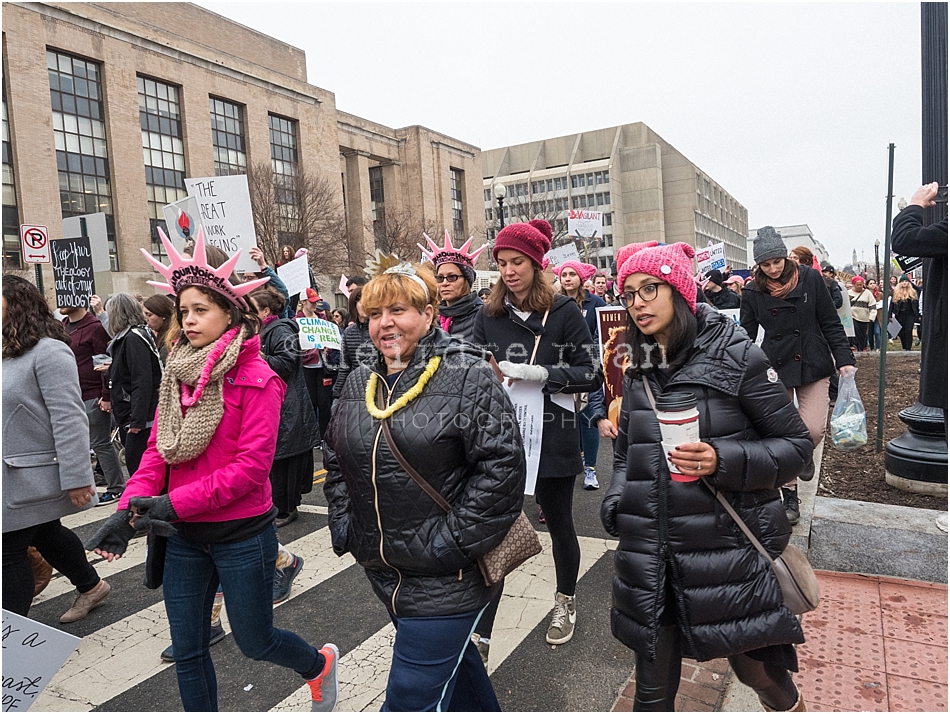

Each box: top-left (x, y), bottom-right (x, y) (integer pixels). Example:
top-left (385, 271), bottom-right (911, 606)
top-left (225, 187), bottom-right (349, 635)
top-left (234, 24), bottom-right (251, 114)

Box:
top-left (2, 276), bottom-right (110, 622)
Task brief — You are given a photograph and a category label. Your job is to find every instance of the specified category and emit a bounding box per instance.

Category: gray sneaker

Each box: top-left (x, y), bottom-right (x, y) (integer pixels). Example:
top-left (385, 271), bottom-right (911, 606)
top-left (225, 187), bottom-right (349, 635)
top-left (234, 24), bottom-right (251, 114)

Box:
top-left (545, 592), bottom-right (576, 645)
top-left (308, 643), bottom-right (339, 712)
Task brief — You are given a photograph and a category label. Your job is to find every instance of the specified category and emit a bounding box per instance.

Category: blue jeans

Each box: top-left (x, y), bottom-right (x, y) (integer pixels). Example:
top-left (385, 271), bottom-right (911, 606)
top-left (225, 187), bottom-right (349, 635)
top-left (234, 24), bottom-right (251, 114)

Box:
top-left (579, 389), bottom-right (605, 469)
top-left (869, 319), bottom-right (881, 350)
top-left (382, 607), bottom-right (499, 712)
top-left (163, 528), bottom-right (322, 711)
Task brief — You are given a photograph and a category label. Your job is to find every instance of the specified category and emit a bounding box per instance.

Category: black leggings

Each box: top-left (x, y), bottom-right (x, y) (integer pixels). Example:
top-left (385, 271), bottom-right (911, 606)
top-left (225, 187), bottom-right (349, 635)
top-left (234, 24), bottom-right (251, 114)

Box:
top-left (633, 624), bottom-right (797, 711)
top-left (535, 475), bottom-right (581, 596)
top-left (302, 367), bottom-right (333, 440)
top-left (120, 425), bottom-right (151, 477)
top-left (2, 519), bottom-right (101, 616)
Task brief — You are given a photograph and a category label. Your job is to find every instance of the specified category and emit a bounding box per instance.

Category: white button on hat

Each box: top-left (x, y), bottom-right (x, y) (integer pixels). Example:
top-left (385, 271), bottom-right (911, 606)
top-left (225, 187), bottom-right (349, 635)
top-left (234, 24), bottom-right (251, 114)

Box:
top-left (660, 265), bottom-right (672, 275)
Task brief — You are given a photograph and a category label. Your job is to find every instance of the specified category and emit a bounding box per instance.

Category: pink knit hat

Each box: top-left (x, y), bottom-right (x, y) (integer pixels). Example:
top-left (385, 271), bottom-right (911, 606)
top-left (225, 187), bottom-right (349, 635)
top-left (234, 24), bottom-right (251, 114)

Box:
top-left (617, 242), bottom-right (698, 313)
top-left (553, 260), bottom-right (597, 284)
top-left (492, 219), bottom-right (552, 267)
top-left (614, 240), bottom-right (659, 271)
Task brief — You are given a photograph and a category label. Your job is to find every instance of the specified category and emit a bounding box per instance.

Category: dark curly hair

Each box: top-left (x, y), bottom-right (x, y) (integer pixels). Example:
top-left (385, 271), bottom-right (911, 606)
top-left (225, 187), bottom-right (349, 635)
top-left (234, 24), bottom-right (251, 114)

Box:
top-left (2, 275), bottom-right (70, 359)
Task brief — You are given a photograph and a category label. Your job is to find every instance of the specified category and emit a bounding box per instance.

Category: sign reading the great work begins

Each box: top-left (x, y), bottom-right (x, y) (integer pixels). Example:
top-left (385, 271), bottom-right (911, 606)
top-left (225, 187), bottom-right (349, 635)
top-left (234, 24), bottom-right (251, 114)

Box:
top-left (51, 236), bottom-right (95, 308)
top-left (297, 317), bottom-right (342, 351)
top-left (2, 609), bottom-right (81, 712)
top-left (184, 175), bottom-right (258, 274)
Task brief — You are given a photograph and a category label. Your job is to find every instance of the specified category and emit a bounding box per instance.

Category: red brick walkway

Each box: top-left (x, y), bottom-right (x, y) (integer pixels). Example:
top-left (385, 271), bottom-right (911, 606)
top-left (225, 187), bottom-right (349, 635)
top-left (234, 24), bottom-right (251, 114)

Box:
top-left (611, 570), bottom-right (948, 712)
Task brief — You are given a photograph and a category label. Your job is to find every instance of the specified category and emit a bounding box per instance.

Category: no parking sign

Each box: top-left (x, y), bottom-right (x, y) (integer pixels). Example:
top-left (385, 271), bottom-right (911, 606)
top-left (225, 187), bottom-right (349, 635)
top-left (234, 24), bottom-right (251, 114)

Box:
top-left (19, 225), bottom-right (51, 263)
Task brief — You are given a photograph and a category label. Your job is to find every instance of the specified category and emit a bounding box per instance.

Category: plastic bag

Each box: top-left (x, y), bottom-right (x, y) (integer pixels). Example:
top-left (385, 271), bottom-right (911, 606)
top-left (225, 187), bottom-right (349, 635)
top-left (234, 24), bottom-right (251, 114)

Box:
top-left (830, 372), bottom-right (867, 450)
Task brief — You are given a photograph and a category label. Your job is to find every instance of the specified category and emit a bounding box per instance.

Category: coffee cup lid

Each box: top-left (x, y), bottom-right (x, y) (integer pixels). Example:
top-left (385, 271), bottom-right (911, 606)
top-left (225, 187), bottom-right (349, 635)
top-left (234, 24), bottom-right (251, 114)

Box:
top-left (654, 391), bottom-right (698, 411)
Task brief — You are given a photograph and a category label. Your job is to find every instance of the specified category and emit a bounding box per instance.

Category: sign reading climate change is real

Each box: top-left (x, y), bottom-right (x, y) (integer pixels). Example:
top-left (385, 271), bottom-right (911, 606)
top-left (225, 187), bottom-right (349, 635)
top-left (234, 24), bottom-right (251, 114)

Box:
top-left (183, 175), bottom-right (257, 274)
top-left (297, 317), bottom-right (342, 351)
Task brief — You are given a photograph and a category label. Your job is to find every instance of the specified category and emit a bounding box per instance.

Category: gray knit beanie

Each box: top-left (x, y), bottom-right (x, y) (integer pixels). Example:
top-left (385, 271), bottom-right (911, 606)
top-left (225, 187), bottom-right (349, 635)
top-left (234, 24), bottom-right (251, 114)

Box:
top-left (753, 226), bottom-right (787, 265)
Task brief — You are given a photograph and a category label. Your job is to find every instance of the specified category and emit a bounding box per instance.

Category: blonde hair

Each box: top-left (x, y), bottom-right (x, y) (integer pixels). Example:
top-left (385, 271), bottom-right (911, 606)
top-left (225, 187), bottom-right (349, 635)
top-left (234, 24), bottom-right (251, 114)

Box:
top-left (892, 281), bottom-right (918, 302)
top-left (361, 268), bottom-right (438, 321)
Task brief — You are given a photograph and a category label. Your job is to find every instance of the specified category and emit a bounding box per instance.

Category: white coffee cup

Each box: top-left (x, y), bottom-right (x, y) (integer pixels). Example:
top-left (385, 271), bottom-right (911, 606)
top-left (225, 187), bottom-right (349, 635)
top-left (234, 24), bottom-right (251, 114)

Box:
top-left (655, 392), bottom-right (700, 481)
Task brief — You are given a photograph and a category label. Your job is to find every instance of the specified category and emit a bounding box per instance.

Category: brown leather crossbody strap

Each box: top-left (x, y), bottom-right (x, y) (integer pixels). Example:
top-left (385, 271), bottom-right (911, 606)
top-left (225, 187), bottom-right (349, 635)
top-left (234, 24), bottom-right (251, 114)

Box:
top-left (375, 377), bottom-right (451, 513)
top-left (527, 310), bottom-right (550, 366)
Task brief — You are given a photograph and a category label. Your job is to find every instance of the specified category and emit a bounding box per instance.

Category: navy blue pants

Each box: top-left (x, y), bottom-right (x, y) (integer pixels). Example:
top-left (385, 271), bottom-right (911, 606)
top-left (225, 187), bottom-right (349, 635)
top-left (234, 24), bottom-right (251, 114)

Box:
top-left (382, 606), bottom-right (500, 712)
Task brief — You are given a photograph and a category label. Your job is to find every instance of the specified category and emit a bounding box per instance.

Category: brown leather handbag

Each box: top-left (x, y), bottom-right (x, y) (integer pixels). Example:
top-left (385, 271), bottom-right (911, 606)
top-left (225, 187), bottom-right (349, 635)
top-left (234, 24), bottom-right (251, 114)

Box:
top-left (376, 388), bottom-right (541, 587)
top-left (28, 546), bottom-right (53, 597)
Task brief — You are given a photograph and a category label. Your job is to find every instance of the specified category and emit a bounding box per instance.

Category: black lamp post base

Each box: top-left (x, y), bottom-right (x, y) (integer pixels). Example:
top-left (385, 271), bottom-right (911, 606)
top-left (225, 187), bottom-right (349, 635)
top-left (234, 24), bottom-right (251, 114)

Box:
top-left (884, 401), bottom-right (948, 494)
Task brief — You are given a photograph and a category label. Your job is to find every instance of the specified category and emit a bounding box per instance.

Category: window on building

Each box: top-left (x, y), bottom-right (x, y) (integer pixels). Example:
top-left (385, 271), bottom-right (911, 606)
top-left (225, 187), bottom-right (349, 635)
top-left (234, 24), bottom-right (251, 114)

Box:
top-left (555, 177), bottom-right (563, 191)
top-left (579, 195), bottom-right (587, 208)
top-left (604, 171), bottom-right (609, 183)
top-left (596, 193), bottom-right (604, 206)
top-left (269, 114), bottom-right (298, 242)
top-left (604, 213), bottom-right (612, 227)
top-left (604, 193), bottom-right (611, 205)
top-left (450, 168), bottom-right (464, 233)
top-left (586, 173), bottom-right (594, 186)
top-left (48, 50), bottom-right (117, 269)
top-left (210, 97), bottom-right (246, 176)
top-left (571, 175), bottom-right (578, 189)
top-left (369, 165), bottom-right (385, 225)
top-left (547, 179), bottom-right (554, 192)
top-left (139, 76), bottom-right (186, 259)
top-left (605, 234), bottom-right (613, 247)
top-left (484, 188), bottom-right (490, 202)
top-left (2, 80), bottom-right (20, 268)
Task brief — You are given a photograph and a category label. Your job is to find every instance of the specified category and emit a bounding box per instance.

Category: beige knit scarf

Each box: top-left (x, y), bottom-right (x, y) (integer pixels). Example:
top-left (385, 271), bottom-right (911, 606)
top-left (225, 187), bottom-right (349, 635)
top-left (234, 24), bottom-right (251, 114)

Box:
top-left (156, 326), bottom-right (247, 464)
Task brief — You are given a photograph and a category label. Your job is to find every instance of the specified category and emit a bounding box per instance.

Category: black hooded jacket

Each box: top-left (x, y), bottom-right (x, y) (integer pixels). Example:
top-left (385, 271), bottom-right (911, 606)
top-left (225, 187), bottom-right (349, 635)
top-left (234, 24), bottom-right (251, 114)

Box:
top-left (601, 305), bottom-right (812, 662)
top-left (323, 328), bottom-right (527, 618)
top-left (438, 291), bottom-right (483, 343)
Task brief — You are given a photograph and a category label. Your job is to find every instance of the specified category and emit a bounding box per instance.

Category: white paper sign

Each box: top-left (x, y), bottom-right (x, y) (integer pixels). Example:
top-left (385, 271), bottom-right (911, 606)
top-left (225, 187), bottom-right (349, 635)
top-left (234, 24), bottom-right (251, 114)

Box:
top-left (695, 242), bottom-right (726, 276)
top-left (504, 381), bottom-right (544, 495)
top-left (184, 175), bottom-right (257, 274)
top-left (567, 209), bottom-right (603, 238)
top-left (277, 255), bottom-right (311, 296)
top-left (887, 315), bottom-right (902, 339)
top-left (162, 196), bottom-right (204, 252)
top-left (297, 317), bottom-right (342, 350)
top-left (2, 609), bottom-right (81, 711)
top-left (719, 308), bottom-right (764, 346)
top-left (544, 243), bottom-right (580, 268)
top-left (61, 213), bottom-right (110, 273)
top-left (338, 274), bottom-right (351, 299)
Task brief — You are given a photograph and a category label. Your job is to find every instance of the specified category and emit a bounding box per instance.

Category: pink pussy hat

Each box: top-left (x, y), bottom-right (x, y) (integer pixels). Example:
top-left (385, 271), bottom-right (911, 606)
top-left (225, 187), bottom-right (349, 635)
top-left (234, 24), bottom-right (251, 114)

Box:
top-left (553, 260), bottom-right (597, 284)
top-left (614, 241), bottom-right (659, 271)
top-left (617, 242), bottom-right (698, 313)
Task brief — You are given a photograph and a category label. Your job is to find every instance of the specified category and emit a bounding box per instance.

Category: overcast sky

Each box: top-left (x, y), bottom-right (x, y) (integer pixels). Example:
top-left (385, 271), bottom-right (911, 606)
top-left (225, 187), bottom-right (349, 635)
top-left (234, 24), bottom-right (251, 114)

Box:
top-left (197, 1), bottom-right (926, 269)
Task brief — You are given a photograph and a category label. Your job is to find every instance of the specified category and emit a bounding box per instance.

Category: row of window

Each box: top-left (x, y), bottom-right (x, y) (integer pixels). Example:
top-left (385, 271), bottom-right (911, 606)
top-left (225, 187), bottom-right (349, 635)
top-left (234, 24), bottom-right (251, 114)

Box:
top-left (483, 171), bottom-right (611, 204)
top-left (572, 193), bottom-right (610, 209)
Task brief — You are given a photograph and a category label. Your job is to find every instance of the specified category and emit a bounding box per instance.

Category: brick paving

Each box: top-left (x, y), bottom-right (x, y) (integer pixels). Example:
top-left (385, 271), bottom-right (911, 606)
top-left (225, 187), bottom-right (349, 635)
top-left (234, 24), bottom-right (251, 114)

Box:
top-left (611, 570), bottom-right (948, 712)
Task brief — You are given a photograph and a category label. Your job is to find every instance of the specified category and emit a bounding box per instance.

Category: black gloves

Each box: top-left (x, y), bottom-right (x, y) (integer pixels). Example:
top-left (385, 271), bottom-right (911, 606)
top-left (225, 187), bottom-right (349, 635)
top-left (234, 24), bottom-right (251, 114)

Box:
top-left (129, 495), bottom-right (179, 537)
top-left (84, 510), bottom-right (136, 556)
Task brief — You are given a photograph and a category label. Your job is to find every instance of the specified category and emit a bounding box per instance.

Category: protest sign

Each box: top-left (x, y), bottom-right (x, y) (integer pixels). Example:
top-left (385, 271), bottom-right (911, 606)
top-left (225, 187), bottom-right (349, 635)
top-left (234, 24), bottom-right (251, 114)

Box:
top-left (339, 274), bottom-right (351, 299)
top-left (837, 295), bottom-right (855, 337)
top-left (597, 306), bottom-right (627, 429)
top-left (2, 609), bottom-right (81, 712)
top-left (184, 175), bottom-right (257, 273)
top-left (297, 317), bottom-right (342, 351)
top-left (277, 255), bottom-right (311, 296)
top-left (719, 308), bottom-right (764, 346)
top-left (51, 236), bottom-right (95, 308)
top-left (544, 243), bottom-right (580, 268)
top-left (567, 209), bottom-right (603, 238)
top-left (162, 196), bottom-right (203, 252)
top-left (504, 381), bottom-right (544, 495)
top-left (695, 242), bottom-right (726, 276)
top-left (62, 213), bottom-right (110, 274)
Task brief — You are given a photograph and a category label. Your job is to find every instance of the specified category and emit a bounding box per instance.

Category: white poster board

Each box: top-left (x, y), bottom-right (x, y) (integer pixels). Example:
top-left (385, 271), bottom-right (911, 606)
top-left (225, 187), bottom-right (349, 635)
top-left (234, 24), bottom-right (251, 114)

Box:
top-left (184, 175), bottom-right (258, 273)
top-left (695, 242), bottom-right (726, 276)
top-left (2, 609), bottom-right (81, 711)
top-left (567, 209), bottom-right (603, 238)
top-left (297, 317), bottom-right (342, 350)
top-left (719, 308), bottom-right (764, 346)
top-left (162, 195), bottom-right (204, 252)
top-left (837, 291), bottom-right (855, 338)
top-left (504, 381), bottom-right (544, 496)
top-left (544, 243), bottom-right (580, 268)
top-left (277, 255), bottom-right (311, 296)
top-left (62, 213), bottom-right (110, 274)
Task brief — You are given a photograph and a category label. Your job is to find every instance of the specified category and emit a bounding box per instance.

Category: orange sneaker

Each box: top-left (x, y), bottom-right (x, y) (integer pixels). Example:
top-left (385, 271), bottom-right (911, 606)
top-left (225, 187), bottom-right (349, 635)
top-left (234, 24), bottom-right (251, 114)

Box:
top-left (307, 643), bottom-right (339, 712)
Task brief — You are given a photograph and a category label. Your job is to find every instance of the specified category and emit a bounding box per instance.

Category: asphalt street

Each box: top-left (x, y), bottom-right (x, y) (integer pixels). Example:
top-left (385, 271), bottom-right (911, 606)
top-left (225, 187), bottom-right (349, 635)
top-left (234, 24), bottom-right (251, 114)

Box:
top-left (28, 438), bottom-right (631, 712)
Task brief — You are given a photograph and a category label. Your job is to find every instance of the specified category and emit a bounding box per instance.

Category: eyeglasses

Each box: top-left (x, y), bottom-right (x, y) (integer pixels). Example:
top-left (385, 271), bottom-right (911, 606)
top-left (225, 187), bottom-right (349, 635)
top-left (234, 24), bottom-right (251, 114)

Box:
top-left (435, 274), bottom-right (463, 283)
top-left (618, 283), bottom-right (665, 307)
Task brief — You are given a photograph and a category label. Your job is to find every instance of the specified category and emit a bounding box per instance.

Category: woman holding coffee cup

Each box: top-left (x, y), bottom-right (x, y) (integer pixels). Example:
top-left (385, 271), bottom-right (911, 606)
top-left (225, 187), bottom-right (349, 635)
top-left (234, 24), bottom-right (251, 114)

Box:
top-left (601, 242), bottom-right (814, 712)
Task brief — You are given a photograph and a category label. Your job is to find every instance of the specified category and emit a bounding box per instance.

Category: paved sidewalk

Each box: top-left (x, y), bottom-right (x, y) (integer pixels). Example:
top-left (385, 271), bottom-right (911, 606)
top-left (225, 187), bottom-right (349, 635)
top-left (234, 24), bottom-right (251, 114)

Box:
top-left (612, 570), bottom-right (948, 712)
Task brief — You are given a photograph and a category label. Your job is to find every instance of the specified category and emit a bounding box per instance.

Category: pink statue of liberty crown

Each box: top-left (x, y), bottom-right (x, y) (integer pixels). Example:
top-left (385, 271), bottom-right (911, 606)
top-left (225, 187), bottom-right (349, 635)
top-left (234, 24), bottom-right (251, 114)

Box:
top-left (141, 227), bottom-right (269, 310)
top-left (418, 230), bottom-right (486, 269)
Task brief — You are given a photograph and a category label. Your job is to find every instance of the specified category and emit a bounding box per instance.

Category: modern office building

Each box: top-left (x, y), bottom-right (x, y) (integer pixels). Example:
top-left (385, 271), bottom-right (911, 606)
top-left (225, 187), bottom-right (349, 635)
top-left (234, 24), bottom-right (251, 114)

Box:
top-left (747, 224), bottom-right (830, 268)
top-left (2, 2), bottom-right (483, 297)
top-left (482, 123), bottom-right (749, 273)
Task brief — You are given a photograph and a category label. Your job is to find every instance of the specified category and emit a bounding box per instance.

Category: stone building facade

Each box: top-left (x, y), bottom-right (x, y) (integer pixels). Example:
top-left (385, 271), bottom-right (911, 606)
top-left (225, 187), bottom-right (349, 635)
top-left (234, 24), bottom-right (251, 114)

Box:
top-left (2, 2), bottom-right (483, 299)
top-left (482, 123), bottom-right (749, 273)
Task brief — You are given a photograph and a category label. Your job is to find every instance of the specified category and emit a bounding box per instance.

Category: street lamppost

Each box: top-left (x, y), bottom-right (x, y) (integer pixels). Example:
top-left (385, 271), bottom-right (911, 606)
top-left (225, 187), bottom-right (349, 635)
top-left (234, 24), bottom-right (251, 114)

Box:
top-left (874, 238), bottom-right (881, 283)
top-left (494, 183), bottom-right (508, 230)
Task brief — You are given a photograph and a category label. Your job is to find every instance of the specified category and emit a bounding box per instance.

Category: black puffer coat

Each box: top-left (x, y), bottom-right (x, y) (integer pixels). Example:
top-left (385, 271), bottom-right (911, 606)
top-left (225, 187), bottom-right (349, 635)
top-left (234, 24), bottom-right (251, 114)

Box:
top-left (259, 318), bottom-right (320, 459)
top-left (438, 291), bottom-right (483, 343)
top-left (473, 293), bottom-right (603, 479)
top-left (740, 264), bottom-right (854, 389)
top-left (601, 305), bottom-right (813, 662)
top-left (332, 320), bottom-right (372, 399)
top-left (323, 328), bottom-right (527, 618)
top-left (108, 325), bottom-right (161, 431)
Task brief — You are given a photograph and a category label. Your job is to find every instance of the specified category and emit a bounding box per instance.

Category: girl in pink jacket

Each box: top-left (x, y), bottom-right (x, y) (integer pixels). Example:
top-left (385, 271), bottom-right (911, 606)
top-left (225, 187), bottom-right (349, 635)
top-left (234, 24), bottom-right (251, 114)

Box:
top-left (85, 231), bottom-right (338, 712)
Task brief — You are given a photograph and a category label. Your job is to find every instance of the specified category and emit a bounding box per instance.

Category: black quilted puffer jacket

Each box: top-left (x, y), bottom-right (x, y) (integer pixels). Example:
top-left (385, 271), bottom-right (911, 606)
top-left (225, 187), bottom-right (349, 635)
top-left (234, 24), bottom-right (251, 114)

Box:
top-left (323, 328), bottom-right (527, 618)
top-left (601, 305), bottom-right (813, 663)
